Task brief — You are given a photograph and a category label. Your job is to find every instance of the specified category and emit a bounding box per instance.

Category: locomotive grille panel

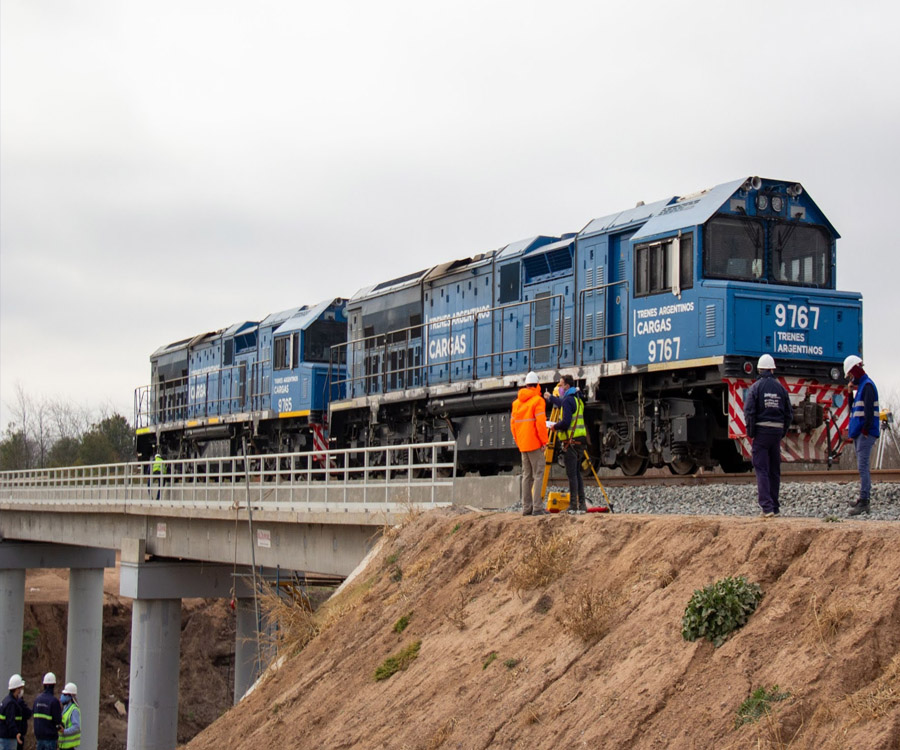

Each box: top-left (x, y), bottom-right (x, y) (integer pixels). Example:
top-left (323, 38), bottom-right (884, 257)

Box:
top-left (585, 314), bottom-right (593, 339)
top-left (564, 316), bottom-right (571, 345)
top-left (597, 310), bottom-right (606, 338)
top-left (705, 305), bottom-right (716, 337)
top-left (597, 266), bottom-right (605, 287)
top-left (585, 267), bottom-right (593, 292)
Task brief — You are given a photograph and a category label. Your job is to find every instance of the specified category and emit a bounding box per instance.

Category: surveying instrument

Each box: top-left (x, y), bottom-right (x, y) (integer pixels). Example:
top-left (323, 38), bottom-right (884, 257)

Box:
top-left (875, 409), bottom-right (900, 470)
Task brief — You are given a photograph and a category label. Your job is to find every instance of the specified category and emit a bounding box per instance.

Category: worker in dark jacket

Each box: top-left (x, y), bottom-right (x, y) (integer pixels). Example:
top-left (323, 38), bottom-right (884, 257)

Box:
top-left (31, 673), bottom-right (62, 750)
top-left (844, 355), bottom-right (880, 516)
top-left (744, 355), bottom-right (793, 517)
top-left (1, 674), bottom-right (30, 750)
top-left (545, 374), bottom-right (588, 514)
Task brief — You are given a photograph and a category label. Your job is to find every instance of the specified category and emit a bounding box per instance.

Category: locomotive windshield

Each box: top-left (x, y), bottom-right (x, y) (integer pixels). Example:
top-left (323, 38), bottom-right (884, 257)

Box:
top-left (703, 217), bottom-right (764, 281)
top-left (771, 223), bottom-right (831, 287)
top-left (703, 216), bottom-right (831, 287)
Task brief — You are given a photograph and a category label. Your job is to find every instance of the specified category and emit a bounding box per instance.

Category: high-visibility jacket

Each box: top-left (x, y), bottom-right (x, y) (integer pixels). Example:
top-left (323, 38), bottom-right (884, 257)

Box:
top-left (510, 386), bottom-right (549, 452)
top-left (849, 374), bottom-right (880, 439)
top-left (59, 701), bottom-right (81, 749)
top-left (152, 455), bottom-right (166, 475)
top-left (556, 391), bottom-right (587, 442)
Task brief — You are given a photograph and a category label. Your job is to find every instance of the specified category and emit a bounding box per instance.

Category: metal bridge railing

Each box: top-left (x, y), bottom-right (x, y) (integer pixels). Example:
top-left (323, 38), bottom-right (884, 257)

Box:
top-left (0, 441), bottom-right (458, 512)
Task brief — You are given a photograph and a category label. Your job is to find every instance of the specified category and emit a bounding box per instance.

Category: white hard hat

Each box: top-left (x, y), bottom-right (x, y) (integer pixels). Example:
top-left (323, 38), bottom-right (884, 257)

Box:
top-left (8, 674), bottom-right (25, 690)
top-left (525, 371), bottom-right (539, 385)
top-left (62, 682), bottom-right (77, 696)
top-left (843, 355), bottom-right (863, 377)
top-left (43, 672), bottom-right (56, 685)
top-left (757, 354), bottom-right (776, 371)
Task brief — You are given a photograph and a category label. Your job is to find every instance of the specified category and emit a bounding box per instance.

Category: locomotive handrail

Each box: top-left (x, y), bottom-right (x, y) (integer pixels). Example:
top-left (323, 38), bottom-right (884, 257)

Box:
top-left (578, 279), bottom-right (630, 362)
top-left (0, 441), bottom-right (458, 510)
top-left (328, 294), bottom-right (566, 396)
top-left (134, 358), bottom-right (273, 429)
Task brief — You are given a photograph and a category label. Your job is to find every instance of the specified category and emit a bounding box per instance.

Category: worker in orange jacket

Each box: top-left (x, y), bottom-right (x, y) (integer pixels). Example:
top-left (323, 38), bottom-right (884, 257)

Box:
top-left (511, 371), bottom-right (550, 515)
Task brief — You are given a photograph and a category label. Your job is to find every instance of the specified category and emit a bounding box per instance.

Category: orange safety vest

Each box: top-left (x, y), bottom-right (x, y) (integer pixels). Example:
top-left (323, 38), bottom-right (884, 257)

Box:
top-left (510, 386), bottom-right (549, 452)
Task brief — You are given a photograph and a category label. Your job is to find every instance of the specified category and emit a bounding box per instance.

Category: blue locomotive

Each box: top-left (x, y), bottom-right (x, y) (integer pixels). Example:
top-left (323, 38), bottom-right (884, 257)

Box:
top-left (134, 299), bottom-right (346, 460)
top-left (327, 176), bottom-right (861, 474)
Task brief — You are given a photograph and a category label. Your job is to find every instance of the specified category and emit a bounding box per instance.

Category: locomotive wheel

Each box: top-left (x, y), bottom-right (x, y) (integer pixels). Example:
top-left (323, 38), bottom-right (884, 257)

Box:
top-left (667, 458), bottom-right (697, 475)
top-left (618, 454), bottom-right (648, 476)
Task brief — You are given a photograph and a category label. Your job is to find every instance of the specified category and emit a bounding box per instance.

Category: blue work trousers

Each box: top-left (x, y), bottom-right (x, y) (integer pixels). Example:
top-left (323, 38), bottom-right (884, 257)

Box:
top-left (563, 440), bottom-right (586, 510)
top-left (36, 740), bottom-right (58, 750)
top-left (751, 428), bottom-right (783, 514)
top-left (854, 433), bottom-right (877, 500)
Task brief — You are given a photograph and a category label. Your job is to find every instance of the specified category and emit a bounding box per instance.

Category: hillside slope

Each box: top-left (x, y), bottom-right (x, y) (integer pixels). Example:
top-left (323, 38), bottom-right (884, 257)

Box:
top-left (185, 511), bottom-right (900, 749)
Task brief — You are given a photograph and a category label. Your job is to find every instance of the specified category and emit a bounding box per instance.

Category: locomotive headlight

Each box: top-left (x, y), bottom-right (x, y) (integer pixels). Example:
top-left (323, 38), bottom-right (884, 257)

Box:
top-left (771, 195), bottom-right (784, 212)
top-left (830, 366), bottom-right (841, 381)
top-left (743, 361), bottom-right (754, 375)
top-left (756, 194), bottom-right (768, 211)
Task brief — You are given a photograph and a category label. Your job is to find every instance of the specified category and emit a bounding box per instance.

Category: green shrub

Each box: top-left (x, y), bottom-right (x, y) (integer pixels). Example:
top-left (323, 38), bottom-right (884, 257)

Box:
top-left (375, 640), bottom-right (421, 681)
top-left (735, 685), bottom-right (791, 727)
top-left (393, 612), bottom-right (412, 634)
top-left (681, 576), bottom-right (763, 647)
top-left (503, 658), bottom-right (520, 669)
top-left (22, 627), bottom-right (40, 656)
top-left (482, 651), bottom-right (498, 669)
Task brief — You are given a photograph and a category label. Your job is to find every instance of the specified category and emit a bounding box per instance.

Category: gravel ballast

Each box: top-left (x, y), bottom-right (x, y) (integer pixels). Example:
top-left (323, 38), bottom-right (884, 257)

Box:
top-left (523, 481), bottom-right (900, 521)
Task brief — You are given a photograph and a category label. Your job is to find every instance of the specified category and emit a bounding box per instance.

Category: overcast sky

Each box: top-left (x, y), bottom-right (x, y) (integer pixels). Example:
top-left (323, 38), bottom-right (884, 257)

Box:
top-left (2, 1), bottom-right (899, 432)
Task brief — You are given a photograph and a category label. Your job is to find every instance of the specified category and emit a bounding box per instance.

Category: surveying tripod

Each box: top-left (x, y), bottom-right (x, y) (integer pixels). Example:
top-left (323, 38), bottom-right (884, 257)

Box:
top-left (875, 410), bottom-right (900, 470)
top-left (538, 402), bottom-right (613, 512)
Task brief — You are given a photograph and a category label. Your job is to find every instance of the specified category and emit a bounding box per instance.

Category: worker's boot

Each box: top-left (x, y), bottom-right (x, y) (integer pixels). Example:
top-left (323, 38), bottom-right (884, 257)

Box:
top-left (848, 498), bottom-right (870, 516)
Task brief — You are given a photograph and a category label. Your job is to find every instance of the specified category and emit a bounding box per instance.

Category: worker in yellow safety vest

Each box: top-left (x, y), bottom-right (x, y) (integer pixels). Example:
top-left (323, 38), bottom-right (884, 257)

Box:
top-left (545, 374), bottom-right (588, 514)
top-left (149, 452), bottom-right (166, 500)
top-left (58, 683), bottom-right (80, 749)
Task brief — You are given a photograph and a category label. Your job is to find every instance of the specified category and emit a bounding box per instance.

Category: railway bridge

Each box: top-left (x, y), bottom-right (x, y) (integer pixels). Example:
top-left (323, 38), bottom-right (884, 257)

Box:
top-left (0, 443), bottom-right (511, 750)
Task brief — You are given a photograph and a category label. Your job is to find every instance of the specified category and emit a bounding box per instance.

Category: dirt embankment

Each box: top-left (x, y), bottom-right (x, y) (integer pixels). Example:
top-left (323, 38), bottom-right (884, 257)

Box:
top-left (185, 511), bottom-right (900, 750)
top-left (21, 569), bottom-right (235, 749)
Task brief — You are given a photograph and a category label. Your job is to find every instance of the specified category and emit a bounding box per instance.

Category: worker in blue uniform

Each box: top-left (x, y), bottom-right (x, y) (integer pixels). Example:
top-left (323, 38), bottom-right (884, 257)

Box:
top-left (31, 673), bottom-right (62, 750)
top-left (844, 355), bottom-right (880, 516)
top-left (545, 374), bottom-right (588, 514)
top-left (1, 674), bottom-right (30, 750)
top-left (744, 355), bottom-right (793, 517)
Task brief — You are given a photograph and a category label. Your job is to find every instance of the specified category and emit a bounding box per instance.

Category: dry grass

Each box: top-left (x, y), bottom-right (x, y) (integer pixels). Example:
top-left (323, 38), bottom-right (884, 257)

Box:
top-left (446, 590), bottom-right (470, 630)
top-left (405, 550), bottom-right (440, 580)
top-left (809, 594), bottom-right (854, 655)
top-left (466, 538), bottom-right (516, 585)
top-left (423, 717), bottom-right (457, 749)
top-left (633, 559), bottom-right (676, 589)
top-left (257, 584), bottom-right (321, 658)
top-left (508, 530), bottom-right (575, 594)
top-left (558, 584), bottom-right (622, 644)
top-left (845, 654), bottom-right (900, 721)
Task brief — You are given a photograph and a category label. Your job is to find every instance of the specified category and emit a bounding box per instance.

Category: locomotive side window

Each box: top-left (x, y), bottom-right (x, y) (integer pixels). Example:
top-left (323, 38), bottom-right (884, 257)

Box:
top-left (274, 336), bottom-right (291, 370)
top-left (499, 263), bottom-right (520, 303)
top-left (305, 320), bottom-right (346, 363)
top-left (634, 235), bottom-right (693, 297)
top-left (771, 224), bottom-right (831, 287)
top-left (704, 217), bottom-right (764, 281)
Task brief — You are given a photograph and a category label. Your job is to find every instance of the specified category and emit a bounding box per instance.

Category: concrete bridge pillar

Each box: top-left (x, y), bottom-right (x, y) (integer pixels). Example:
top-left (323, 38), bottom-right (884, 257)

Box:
top-left (234, 597), bottom-right (263, 703)
top-left (0, 542), bottom-right (114, 750)
top-left (0, 567), bottom-right (26, 681)
top-left (66, 568), bottom-right (106, 750)
top-left (126, 597), bottom-right (182, 750)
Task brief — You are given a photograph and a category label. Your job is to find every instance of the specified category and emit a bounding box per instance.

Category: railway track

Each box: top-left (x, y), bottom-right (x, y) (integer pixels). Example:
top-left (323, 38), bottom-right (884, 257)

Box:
top-left (579, 468), bottom-right (900, 488)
